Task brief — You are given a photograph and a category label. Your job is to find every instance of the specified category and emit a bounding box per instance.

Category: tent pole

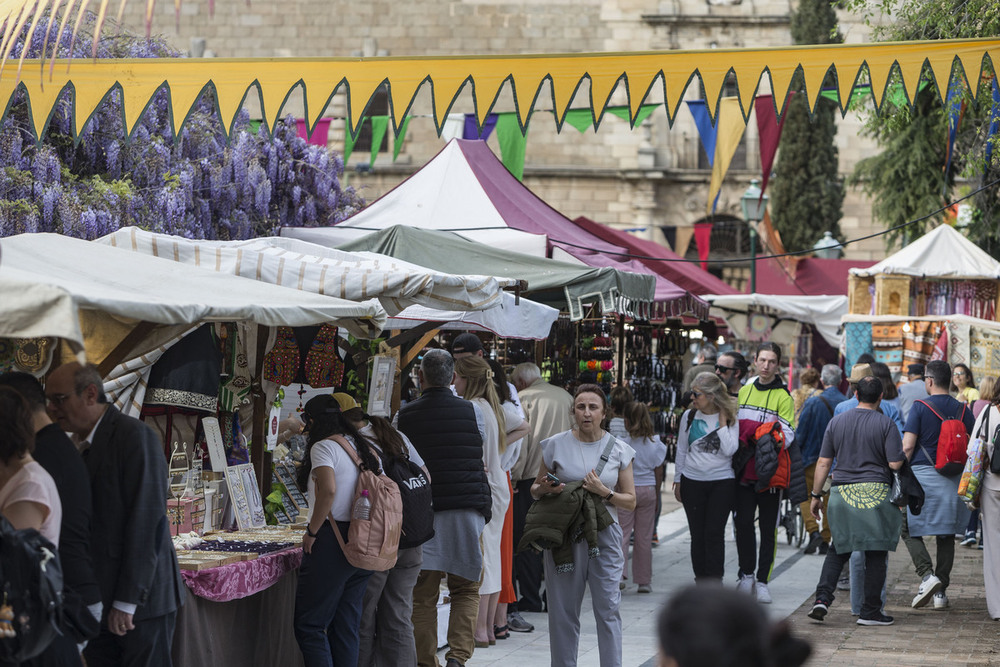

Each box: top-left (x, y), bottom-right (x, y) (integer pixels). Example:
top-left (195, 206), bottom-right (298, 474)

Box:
top-left (617, 314), bottom-right (625, 387)
top-left (96, 320), bottom-right (157, 377)
top-left (250, 324), bottom-right (271, 496)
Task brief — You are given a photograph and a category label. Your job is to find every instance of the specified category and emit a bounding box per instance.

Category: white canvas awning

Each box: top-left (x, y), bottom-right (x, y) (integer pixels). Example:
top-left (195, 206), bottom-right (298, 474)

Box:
top-left (98, 227), bottom-right (516, 315)
top-left (850, 225), bottom-right (1000, 280)
top-left (0, 275), bottom-right (86, 362)
top-left (0, 233), bottom-right (387, 338)
top-left (385, 290), bottom-right (558, 339)
top-left (705, 293), bottom-right (848, 348)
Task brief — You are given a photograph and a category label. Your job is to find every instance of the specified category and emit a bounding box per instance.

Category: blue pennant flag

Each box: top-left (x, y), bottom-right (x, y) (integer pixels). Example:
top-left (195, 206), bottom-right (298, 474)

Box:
top-left (686, 100), bottom-right (717, 167)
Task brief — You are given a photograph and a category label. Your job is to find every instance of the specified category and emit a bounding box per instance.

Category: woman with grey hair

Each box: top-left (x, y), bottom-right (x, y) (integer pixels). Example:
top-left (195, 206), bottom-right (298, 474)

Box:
top-left (673, 372), bottom-right (739, 581)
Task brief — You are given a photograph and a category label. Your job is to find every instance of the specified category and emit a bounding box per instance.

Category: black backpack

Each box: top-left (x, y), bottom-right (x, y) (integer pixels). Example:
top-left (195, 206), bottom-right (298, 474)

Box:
top-left (0, 516), bottom-right (64, 662)
top-left (381, 455), bottom-right (434, 549)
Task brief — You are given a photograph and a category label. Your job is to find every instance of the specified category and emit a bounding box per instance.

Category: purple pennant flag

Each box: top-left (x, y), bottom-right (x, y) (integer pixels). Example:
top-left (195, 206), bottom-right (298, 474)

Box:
top-left (463, 114), bottom-right (498, 140)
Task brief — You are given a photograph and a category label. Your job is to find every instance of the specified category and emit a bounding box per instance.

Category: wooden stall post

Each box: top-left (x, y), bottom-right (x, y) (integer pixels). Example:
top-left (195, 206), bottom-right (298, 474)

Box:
top-left (250, 324), bottom-right (272, 495)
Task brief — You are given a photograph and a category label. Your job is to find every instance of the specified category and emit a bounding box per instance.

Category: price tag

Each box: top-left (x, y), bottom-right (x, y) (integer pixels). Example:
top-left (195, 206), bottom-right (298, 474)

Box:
top-left (202, 417), bottom-right (227, 472)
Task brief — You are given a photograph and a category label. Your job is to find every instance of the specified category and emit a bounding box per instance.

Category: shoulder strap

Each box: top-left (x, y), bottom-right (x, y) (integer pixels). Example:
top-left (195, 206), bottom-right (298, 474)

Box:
top-left (819, 395), bottom-right (834, 417)
top-left (915, 399), bottom-right (945, 422)
top-left (334, 437), bottom-right (382, 473)
top-left (594, 433), bottom-right (617, 477)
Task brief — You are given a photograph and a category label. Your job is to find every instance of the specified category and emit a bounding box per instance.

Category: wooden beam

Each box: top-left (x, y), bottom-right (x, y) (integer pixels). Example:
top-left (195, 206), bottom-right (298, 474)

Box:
top-left (96, 321), bottom-right (157, 377)
top-left (250, 324), bottom-right (271, 495)
top-left (385, 321), bottom-right (441, 348)
top-left (401, 329), bottom-right (440, 369)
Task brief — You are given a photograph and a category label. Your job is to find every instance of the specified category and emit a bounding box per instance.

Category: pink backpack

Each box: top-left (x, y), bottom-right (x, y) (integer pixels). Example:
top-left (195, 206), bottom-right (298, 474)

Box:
top-left (332, 439), bottom-right (403, 571)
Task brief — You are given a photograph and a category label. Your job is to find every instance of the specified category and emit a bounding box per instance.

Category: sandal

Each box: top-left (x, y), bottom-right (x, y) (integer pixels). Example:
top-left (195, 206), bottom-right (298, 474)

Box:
top-left (494, 624), bottom-right (510, 640)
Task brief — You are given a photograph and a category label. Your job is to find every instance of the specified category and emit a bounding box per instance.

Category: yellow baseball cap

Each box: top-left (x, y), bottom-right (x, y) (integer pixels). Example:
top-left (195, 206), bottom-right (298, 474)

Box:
top-left (331, 392), bottom-right (361, 412)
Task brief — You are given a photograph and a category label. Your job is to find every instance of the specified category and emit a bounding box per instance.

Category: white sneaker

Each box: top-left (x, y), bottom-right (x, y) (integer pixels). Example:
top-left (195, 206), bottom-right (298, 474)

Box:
top-left (912, 574), bottom-right (943, 608)
top-left (756, 582), bottom-right (772, 604)
top-left (933, 592), bottom-right (949, 609)
top-left (737, 574), bottom-right (755, 595)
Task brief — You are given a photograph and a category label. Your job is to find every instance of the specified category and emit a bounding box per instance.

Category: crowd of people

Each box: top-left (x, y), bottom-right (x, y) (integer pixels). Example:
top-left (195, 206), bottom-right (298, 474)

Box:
top-left (2, 335), bottom-right (998, 667)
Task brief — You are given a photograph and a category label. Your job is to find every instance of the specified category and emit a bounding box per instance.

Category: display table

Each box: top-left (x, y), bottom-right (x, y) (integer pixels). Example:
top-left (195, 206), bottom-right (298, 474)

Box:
top-left (172, 547), bottom-right (304, 667)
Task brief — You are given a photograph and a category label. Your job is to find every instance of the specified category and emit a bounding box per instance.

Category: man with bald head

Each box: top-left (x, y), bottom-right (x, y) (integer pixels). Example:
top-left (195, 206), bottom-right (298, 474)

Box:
top-left (46, 362), bottom-right (184, 667)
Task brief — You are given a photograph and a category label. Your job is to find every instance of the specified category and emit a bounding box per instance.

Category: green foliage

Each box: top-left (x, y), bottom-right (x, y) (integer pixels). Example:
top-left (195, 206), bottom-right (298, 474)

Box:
top-left (263, 480), bottom-right (286, 526)
top-left (843, 0), bottom-right (1000, 255)
top-left (771, 0), bottom-right (845, 253)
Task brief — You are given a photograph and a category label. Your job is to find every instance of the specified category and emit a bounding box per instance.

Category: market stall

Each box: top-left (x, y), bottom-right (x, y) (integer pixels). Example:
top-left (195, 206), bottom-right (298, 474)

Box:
top-left (845, 224), bottom-right (1000, 376)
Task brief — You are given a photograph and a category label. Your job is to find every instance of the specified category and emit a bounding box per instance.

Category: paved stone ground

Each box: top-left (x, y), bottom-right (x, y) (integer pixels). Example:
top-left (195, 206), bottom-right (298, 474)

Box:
top-left (440, 474), bottom-right (1000, 666)
top-left (790, 541), bottom-right (1000, 666)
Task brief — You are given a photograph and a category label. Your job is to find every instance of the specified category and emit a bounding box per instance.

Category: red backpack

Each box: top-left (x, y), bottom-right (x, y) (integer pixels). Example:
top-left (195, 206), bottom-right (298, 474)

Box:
top-left (915, 400), bottom-right (969, 476)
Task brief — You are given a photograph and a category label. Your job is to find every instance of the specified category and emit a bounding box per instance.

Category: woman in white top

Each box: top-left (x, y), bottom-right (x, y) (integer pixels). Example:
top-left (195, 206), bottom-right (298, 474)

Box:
top-left (331, 392), bottom-right (430, 667)
top-left (618, 401), bottom-right (667, 593)
top-left (487, 360), bottom-right (530, 641)
top-left (673, 372), bottom-right (739, 582)
top-left (0, 387), bottom-right (61, 546)
top-left (454, 356), bottom-right (512, 648)
top-left (532, 383), bottom-right (636, 667)
top-left (293, 394), bottom-right (381, 667)
top-left (971, 399), bottom-right (1000, 619)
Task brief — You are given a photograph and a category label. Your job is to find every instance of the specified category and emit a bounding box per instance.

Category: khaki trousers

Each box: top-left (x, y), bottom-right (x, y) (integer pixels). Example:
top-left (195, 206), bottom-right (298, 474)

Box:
top-left (412, 570), bottom-right (480, 667)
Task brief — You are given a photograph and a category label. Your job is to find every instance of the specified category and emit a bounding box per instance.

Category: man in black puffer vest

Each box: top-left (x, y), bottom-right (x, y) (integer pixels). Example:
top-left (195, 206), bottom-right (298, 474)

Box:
top-left (398, 349), bottom-right (491, 667)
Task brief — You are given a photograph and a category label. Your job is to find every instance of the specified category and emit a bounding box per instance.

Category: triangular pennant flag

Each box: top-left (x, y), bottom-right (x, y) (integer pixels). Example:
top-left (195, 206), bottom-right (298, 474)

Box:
top-left (830, 56), bottom-right (866, 112)
top-left (386, 73), bottom-right (425, 131)
top-left (212, 80), bottom-right (253, 137)
top-left (256, 74), bottom-right (307, 136)
top-left (510, 70), bottom-right (546, 128)
top-left (463, 113), bottom-right (498, 140)
top-left (662, 68), bottom-right (695, 124)
top-left (730, 64), bottom-right (765, 121)
top-left (800, 62), bottom-right (833, 113)
top-left (393, 115), bottom-right (411, 161)
top-left (622, 66), bottom-right (659, 125)
top-left (865, 60), bottom-right (894, 111)
top-left (548, 66), bottom-right (589, 127)
top-left (697, 65), bottom-right (732, 122)
top-left (73, 81), bottom-right (115, 138)
top-left (470, 69), bottom-right (510, 128)
top-left (605, 104), bottom-right (659, 126)
top-left (924, 54), bottom-right (957, 104)
top-left (495, 112), bottom-right (527, 181)
top-left (686, 100), bottom-right (717, 167)
top-left (347, 78), bottom-right (389, 138)
top-left (430, 75), bottom-right (472, 134)
top-left (768, 65), bottom-right (798, 116)
top-left (707, 97), bottom-right (747, 214)
top-left (586, 68), bottom-right (625, 125)
top-left (167, 81), bottom-right (209, 137)
top-left (369, 115), bottom-right (389, 168)
top-left (20, 79), bottom-right (69, 139)
top-left (119, 76), bottom-right (168, 139)
top-left (563, 108), bottom-right (593, 133)
top-left (754, 93), bottom-right (787, 196)
top-left (300, 77), bottom-right (339, 131)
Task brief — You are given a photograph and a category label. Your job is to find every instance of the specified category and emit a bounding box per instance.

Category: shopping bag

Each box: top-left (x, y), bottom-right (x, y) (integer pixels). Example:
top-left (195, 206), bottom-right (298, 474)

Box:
top-left (959, 434), bottom-right (987, 503)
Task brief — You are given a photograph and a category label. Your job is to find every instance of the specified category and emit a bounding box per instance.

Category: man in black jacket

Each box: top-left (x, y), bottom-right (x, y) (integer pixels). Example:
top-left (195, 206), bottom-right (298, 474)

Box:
top-left (45, 363), bottom-right (184, 667)
top-left (0, 372), bottom-right (101, 666)
top-left (398, 349), bottom-right (491, 667)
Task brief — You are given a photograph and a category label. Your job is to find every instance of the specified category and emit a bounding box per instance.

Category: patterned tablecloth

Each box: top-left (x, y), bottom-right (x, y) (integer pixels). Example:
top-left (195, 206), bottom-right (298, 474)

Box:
top-left (180, 547), bottom-right (302, 602)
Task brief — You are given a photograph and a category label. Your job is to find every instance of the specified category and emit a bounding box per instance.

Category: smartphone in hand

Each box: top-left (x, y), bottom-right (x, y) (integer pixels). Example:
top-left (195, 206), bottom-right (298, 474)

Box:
top-left (545, 472), bottom-right (561, 486)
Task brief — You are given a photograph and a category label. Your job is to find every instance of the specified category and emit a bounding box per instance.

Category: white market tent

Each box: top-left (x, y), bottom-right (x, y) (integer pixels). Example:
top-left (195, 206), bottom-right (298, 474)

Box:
top-left (0, 275), bottom-right (86, 362)
top-left (850, 224), bottom-right (1000, 280)
top-left (98, 227), bottom-right (518, 315)
top-left (704, 293), bottom-right (848, 349)
top-left (386, 290), bottom-right (558, 339)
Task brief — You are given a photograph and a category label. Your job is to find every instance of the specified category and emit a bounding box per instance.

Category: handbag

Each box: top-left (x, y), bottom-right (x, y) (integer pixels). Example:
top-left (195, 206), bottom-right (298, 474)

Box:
top-left (890, 458), bottom-right (925, 515)
top-left (959, 409), bottom-right (989, 502)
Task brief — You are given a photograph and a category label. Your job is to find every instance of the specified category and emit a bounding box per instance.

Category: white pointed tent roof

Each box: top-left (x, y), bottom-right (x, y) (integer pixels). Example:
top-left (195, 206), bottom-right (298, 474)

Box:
top-left (850, 225), bottom-right (1000, 280)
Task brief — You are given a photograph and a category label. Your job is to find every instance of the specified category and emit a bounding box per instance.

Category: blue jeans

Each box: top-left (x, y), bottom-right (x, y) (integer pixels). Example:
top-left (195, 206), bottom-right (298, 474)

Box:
top-left (849, 551), bottom-right (887, 615)
top-left (294, 521), bottom-right (373, 667)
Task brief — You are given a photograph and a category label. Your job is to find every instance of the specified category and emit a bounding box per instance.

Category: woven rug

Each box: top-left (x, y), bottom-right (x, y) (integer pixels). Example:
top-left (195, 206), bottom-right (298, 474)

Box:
top-left (970, 326), bottom-right (1000, 382)
top-left (872, 322), bottom-right (904, 377)
top-left (845, 321), bottom-right (873, 370)
top-left (947, 321), bottom-right (972, 369)
top-left (903, 320), bottom-right (944, 368)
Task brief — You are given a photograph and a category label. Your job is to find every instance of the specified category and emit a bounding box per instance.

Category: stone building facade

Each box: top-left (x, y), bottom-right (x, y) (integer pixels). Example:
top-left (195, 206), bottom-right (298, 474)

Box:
top-left (120, 0), bottom-right (889, 283)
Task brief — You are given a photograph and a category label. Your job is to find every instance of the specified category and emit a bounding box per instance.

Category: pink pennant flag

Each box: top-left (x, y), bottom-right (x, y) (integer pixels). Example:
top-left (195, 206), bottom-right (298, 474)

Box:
top-left (754, 94), bottom-right (789, 196)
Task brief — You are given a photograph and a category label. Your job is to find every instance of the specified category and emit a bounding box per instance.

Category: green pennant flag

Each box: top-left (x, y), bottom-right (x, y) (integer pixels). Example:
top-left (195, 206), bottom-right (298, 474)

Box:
top-left (344, 124), bottom-right (356, 164)
top-left (370, 116), bottom-right (389, 168)
top-left (607, 104), bottom-right (658, 126)
top-left (495, 113), bottom-right (528, 180)
top-left (393, 116), bottom-right (412, 161)
top-left (563, 108), bottom-right (594, 133)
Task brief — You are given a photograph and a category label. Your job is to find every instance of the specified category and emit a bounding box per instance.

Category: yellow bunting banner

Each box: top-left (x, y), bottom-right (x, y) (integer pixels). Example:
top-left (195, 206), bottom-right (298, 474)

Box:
top-left (2, 37), bottom-right (997, 141)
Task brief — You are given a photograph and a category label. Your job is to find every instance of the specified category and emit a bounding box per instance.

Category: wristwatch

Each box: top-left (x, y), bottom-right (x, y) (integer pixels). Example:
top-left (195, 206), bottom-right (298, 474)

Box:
top-left (605, 491), bottom-right (615, 502)
top-left (809, 492), bottom-right (824, 499)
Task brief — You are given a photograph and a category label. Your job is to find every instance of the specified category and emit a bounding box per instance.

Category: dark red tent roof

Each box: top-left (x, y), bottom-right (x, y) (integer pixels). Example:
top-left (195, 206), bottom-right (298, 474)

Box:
top-left (753, 257), bottom-right (876, 296)
top-left (572, 217), bottom-right (739, 296)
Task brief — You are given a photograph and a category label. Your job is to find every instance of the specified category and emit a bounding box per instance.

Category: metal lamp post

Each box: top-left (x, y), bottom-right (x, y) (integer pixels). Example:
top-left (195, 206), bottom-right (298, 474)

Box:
top-left (740, 178), bottom-right (768, 294)
top-left (812, 231), bottom-right (843, 259)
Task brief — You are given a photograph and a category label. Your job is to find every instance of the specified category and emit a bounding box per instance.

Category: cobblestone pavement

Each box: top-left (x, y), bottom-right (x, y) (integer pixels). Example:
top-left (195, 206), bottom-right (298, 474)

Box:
top-left (790, 540), bottom-right (1000, 666)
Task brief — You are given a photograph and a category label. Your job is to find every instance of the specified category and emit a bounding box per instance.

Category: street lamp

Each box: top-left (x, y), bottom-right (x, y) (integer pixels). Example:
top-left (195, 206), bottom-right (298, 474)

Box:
top-left (812, 231), bottom-right (843, 259)
top-left (740, 178), bottom-right (767, 294)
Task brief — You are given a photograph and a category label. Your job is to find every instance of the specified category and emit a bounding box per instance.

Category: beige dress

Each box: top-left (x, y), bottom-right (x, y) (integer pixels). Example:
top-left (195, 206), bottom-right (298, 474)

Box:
top-left (475, 398), bottom-right (510, 595)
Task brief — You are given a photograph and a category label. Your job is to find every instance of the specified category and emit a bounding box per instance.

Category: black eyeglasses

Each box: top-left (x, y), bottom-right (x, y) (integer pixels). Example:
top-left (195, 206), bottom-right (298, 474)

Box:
top-left (691, 391), bottom-right (704, 398)
top-left (715, 365), bottom-right (735, 374)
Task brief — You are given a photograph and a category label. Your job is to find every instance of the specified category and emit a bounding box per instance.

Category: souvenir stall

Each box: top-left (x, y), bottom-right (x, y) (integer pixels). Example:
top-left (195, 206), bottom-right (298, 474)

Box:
top-left (845, 224), bottom-right (1000, 378)
top-left (0, 232), bottom-right (392, 667)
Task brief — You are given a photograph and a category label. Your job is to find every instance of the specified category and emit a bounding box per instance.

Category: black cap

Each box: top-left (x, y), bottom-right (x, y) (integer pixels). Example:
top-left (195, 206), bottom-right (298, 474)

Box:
top-left (907, 363), bottom-right (925, 377)
top-left (451, 332), bottom-right (485, 356)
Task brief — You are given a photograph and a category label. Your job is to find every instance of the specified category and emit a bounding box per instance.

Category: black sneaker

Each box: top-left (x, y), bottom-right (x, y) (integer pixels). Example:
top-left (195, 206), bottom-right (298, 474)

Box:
top-left (808, 600), bottom-right (829, 621)
top-left (804, 532), bottom-right (822, 555)
top-left (857, 613), bottom-right (894, 626)
top-left (818, 541), bottom-right (830, 555)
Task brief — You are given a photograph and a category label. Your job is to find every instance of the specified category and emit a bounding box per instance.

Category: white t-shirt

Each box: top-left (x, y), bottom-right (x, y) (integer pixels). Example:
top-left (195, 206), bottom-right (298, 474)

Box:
top-left (499, 401), bottom-right (525, 472)
top-left (623, 434), bottom-right (667, 486)
top-left (673, 410), bottom-right (740, 483)
top-left (307, 436), bottom-right (365, 522)
top-left (541, 430), bottom-right (635, 522)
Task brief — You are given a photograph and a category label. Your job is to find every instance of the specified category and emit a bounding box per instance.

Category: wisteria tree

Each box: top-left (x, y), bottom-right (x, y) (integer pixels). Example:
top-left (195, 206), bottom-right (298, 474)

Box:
top-left (0, 18), bottom-right (363, 240)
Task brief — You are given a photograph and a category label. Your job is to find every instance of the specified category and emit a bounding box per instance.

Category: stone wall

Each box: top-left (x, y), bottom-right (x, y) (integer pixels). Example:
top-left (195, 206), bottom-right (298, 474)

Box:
top-left (117, 0), bottom-right (890, 261)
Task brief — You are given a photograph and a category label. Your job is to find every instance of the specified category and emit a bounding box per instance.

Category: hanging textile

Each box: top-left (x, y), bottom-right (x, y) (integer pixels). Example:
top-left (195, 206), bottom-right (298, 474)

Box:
top-left (913, 280), bottom-right (997, 319)
top-left (970, 326), bottom-right (1000, 383)
top-left (902, 320), bottom-right (944, 368)
top-left (463, 113), bottom-right (498, 140)
top-left (931, 327), bottom-right (948, 362)
top-left (104, 324), bottom-right (199, 418)
top-left (871, 322), bottom-right (904, 378)
top-left (947, 321), bottom-right (972, 369)
top-left (844, 321), bottom-right (873, 371)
